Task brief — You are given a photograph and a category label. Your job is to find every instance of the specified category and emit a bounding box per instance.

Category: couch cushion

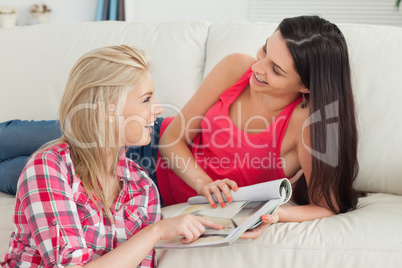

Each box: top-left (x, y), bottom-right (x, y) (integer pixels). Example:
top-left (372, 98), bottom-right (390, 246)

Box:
top-left (204, 22), bottom-right (279, 78)
top-left (340, 24), bottom-right (402, 196)
top-left (157, 193), bottom-right (402, 268)
top-left (0, 21), bottom-right (209, 121)
top-left (1, 192), bottom-right (400, 266)
top-left (204, 23), bottom-right (402, 195)
top-left (0, 192), bottom-right (15, 255)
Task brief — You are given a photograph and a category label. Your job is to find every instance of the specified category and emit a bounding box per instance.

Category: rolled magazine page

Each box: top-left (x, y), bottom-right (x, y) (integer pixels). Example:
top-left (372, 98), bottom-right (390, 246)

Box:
top-left (188, 178), bottom-right (291, 205)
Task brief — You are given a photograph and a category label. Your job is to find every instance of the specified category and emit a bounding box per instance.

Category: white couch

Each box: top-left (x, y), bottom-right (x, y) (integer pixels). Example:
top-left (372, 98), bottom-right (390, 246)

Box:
top-left (1, 21), bottom-right (402, 268)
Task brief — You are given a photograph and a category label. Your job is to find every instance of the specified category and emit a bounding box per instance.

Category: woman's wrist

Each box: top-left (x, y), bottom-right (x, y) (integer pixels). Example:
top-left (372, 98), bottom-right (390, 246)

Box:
top-left (276, 206), bottom-right (284, 222)
top-left (147, 221), bottom-right (164, 241)
top-left (193, 177), bottom-right (213, 194)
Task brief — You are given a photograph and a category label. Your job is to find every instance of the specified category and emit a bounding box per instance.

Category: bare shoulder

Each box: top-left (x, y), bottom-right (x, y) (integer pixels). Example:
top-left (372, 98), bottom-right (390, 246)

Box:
top-left (287, 101), bottom-right (311, 148)
top-left (218, 53), bottom-right (256, 69)
top-left (290, 101), bottom-right (313, 180)
top-left (164, 53), bottom-right (257, 144)
top-left (180, 53), bottom-right (256, 117)
top-left (291, 102), bottom-right (310, 128)
top-left (205, 53), bottom-right (256, 90)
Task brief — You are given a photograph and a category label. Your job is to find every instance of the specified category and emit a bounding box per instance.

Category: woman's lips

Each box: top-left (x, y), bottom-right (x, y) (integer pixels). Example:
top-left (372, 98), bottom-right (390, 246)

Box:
top-left (145, 121), bottom-right (154, 133)
top-left (253, 72), bottom-right (268, 85)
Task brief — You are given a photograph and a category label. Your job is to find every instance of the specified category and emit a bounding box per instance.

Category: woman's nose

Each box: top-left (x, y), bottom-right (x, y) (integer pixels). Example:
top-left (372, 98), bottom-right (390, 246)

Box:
top-left (152, 99), bottom-right (163, 116)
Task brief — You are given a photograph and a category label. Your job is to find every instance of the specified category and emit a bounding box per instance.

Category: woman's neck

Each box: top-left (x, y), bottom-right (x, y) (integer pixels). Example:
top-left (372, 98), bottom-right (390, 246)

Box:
top-left (248, 87), bottom-right (301, 116)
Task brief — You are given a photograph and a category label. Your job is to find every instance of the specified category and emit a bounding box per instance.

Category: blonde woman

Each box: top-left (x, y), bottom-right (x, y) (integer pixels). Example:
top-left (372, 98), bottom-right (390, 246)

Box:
top-left (1, 45), bottom-right (221, 268)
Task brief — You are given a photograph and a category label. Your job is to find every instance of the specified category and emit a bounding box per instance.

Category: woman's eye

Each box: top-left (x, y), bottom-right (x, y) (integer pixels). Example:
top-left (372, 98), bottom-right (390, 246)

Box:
top-left (273, 67), bottom-right (280, 75)
top-left (143, 97), bottom-right (151, 103)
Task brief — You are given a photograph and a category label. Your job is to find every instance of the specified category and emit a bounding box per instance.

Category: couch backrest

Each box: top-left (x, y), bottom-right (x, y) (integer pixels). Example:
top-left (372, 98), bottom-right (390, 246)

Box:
top-left (0, 21), bottom-right (209, 120)
top-left (203, 23), bottom-right (402, 196)
top-left (1, 21), bottom-right (401, 195)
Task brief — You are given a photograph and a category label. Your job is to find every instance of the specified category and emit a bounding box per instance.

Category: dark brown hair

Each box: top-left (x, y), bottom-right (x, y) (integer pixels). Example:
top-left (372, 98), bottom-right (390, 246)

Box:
top-left (278, 15), bottom-right (359, 213)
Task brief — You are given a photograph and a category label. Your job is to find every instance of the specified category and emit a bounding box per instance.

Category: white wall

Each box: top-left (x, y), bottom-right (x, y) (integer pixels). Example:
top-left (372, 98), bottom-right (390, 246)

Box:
top-left (0, 0), bottom-right (250, 26)
top-left (131, 0), bottom-right (249, 23)
top-left (250, 0), bottom-right (402, 27)
top-left (0, 0), bottom-right (98, 26)
top-left (0, 0), bottom-right (400, 26)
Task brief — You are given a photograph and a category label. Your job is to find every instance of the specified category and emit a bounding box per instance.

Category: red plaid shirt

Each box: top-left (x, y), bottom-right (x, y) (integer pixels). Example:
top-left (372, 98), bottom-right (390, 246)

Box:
top-left (1, 143), bottom-right (161, 267)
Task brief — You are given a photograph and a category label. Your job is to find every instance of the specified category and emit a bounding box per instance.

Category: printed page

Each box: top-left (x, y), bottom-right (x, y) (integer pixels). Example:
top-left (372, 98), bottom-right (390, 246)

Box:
top-left (155, 200), bottom-right (267, 248)
top-left (155, 179), bottom-right (292, 248)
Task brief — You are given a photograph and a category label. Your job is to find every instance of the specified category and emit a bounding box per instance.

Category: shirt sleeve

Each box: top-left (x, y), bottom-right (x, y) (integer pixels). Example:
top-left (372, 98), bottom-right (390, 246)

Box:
top-left (18, 150), bottom-right (94, 267)
top-left (146, 181), bottom-right (161, 225)
top-left (139, 175), bottom-right (161, 268)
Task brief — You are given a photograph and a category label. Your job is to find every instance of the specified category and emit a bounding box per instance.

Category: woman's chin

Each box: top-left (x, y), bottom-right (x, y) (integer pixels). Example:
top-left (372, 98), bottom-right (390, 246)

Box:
top-left (124, 136), bottom-right (152, 147)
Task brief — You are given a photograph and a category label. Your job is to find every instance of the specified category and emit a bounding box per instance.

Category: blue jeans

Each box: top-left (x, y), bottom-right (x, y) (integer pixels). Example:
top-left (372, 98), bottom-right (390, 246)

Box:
top-left (126, 117), bottom-right (165, 206)
top-left (0, 118), bottom-right (164, 205)
top-left (0, 120), bottom-right (62, 195)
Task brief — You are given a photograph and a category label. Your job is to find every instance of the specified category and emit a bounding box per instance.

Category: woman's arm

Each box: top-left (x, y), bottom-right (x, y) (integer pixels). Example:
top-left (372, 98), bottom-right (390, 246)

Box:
top-left (159, 53), bottom-right (256, 206)
top-left (272, 107), bottom-right (336, 223)
top-left (239, 204), bottom-right (335, 240)
top-left (20, 150), bottom-right (222, 267)
top-left (239, 109), bottom-right (336, 240)
top-left (277, 203), bottom-right (335, 222)
top-left (287, 109), bottom-right (337, 221)
top-left (19, 151), bottom-right (95, 267)
top-left (70, 214), bottom-right (222, 268)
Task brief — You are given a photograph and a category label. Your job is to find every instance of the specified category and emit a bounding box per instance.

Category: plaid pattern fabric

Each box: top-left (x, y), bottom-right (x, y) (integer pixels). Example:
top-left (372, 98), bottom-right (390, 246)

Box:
top-left (1, 143), bottom-right (161, 268)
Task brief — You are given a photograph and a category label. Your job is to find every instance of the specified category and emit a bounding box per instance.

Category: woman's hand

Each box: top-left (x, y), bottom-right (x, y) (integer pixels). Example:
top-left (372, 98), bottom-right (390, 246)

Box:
top-left (197, 178), bottom-right (239, 208)
top-left (239, 213), bottom-right (279, 240)
top-left (67, 214), bottom-right (222, 267)
top-left (156, 214), bottom-right (222, 244)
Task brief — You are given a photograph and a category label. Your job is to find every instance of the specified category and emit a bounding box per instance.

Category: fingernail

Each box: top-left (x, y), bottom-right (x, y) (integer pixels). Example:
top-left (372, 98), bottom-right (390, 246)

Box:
top-left (220, 202), bottom-right (226, 208)
top-left (227, 197), bottom-right (232, 203)
top-left (233, 186), bottom-right (238, 191)
top-left (261, 215), bottom-right (269, 222)
top-left (212, 203), bottom-right (217, 209)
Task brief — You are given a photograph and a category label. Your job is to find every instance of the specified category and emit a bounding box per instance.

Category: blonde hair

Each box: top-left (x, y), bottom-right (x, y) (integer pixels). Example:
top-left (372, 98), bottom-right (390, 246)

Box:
top-left (44, 45), bottom-right (150, 218)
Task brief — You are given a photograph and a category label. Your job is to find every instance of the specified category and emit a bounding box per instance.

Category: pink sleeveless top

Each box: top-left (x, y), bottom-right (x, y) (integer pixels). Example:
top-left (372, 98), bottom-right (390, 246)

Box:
top-left (156, 66), bottom-right (302, 206)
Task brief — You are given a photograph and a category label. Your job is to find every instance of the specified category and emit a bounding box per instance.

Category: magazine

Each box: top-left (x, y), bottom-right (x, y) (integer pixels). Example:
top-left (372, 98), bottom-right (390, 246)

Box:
top-left (155, 178), bottom-right (292, 249)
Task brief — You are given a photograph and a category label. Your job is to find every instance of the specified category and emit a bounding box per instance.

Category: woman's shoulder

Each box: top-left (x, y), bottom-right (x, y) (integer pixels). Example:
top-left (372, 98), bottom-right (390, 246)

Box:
top-left (291, 101), bottom-right (310, 123)
top-left (168, 53), bottom-right (258, 139)
top-left (202, 53), bottom-right (256, 95)
top-left (220, 52), bottom-right (256, 64)
top-left (18, 142), bottom-right (72, 194)
top-left (23, 142), bottom-right (71, 178)
top-left (287, 100), bottom-right (311, 149)
top-left (125, 157), bottom-right (156, 187)
top-left (30, 142), bottom-right (68, 161)
top-left (214, 53), bottom-right (256, 77)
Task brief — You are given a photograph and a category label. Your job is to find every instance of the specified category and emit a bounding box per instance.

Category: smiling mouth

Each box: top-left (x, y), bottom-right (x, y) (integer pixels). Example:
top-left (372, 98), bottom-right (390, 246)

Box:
top-left (145, 122), bottom-right (154, 128)
top-left (254, 73), bottom-right (268, 84)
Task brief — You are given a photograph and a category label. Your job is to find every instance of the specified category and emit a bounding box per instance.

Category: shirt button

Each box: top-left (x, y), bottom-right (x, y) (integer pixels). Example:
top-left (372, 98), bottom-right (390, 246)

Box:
top-left (107, 226), bottom-right (113, 232)
top-left (51, 219), bottom-right (57, 226)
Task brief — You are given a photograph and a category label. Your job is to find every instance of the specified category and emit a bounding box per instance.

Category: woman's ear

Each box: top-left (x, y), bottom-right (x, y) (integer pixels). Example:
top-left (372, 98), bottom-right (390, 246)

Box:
top-left (300, 85), bottom-right (310, 94)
